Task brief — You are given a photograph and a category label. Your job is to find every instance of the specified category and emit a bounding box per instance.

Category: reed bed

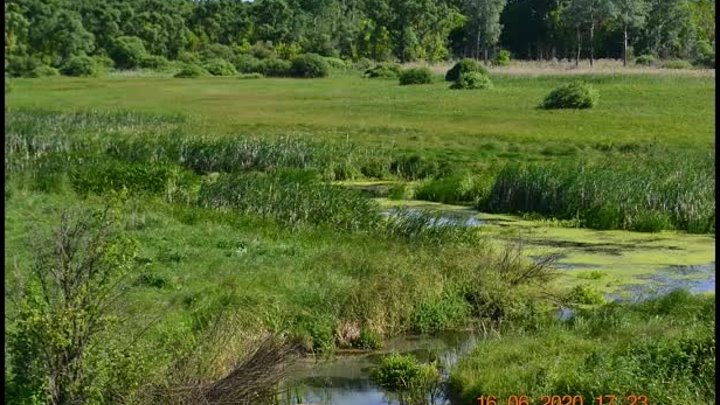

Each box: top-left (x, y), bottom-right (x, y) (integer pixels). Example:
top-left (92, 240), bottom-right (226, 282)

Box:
top-left (197, 171), bottom-right (381, 231)
top-left (484, 152), bottom-right (715, 233)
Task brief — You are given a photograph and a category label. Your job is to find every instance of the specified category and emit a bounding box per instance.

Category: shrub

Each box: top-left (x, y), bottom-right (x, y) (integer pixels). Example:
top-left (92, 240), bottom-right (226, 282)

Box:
top-left (6, 54), bottom-right (42, 77)
top-left (371, 354), bottom-right (442, 405)
top-left (60, 55), bottom-right (99, 77)
top-left (634, 54), bottom-right (656, 66)
top-left (540, 82), bottom-right (598, 109)
top-left (139, 54), bottom-right (170, 70)
top-left (203, 58), bottom-right (237, 76)
top-left (110, 36), bottom-right (148, 69)
top-left (496, 49), bottom-right (511, 66)
top-left (351, 328), bottom-right (383, 350)
top-left (200, 43), bottom-right (234, 61)
top-left (662, 59), bottom-right (693, 69)
top-left (445, 58), bottom-right (488, 81)
top-left (354, 57), bottom-right (373, 71)
top-left (364, 62), bottom-right (402, 78)
top-left (28, 65), bottom-right (60, 78)
top-left (290, 53), bottom-right (330, 78)
top-left (178, 51), bottom-right (200, 64)
top-left (93, 55), bottom-right (115, 70)
top-left (251, 41), bottom-right (276, 59)
top-left (450, 71), bottom-right (493, 90)
top-left (694, 53), bottom-right (715, 69)
top-left (233, 54), bottom-right (262, 73)
top-left (257, 58), bottom-right (292, 77)
top-left (323, 57), bottom-right (347, 70)
top-left (237, 73), bottom-right (263, 79)
top-left (399, 67), bottom-right (433, 85)
top-left (566, 284), bottom-right (606, 305)
top-left (174, 63), bottom-right (209, 78)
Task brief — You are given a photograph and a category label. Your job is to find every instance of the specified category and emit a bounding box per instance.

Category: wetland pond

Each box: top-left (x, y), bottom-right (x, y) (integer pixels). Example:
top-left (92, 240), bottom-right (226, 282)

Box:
top-left (283, 192), bottom-right (715, 405)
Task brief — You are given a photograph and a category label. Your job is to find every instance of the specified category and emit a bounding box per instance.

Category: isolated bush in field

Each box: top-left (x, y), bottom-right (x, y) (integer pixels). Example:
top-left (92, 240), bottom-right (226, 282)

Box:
top-left (174, 63), bottom-right (209, 78)
top-left (139, 54), bottom-right (170, 70)
top-left (258, 57), bottom-right (292, 77)
top-left (662, 59), bottom-right (693, 69)
top-left (364, 62), bottom-right (402, 78)
top-left (445, 58), bottom-right (488, 81)
top-left (28, 65), bottom-right (60, 78)
top-left (450, 71), bottom-right (493, 90)
top-left (634, 54), bottom-right (656, 65)
top-left (496, 49), bottom-right (511, 66)
top-left (323, 57), bottom-right (347, 70)
top-left (60, 55), bottom-right (99, 77)
top-left (290, 53), bottom-right (330, 78)
top-left (399, 67), bottom-right (433, 85)
top-left (204, 58), bottom-right (237, 76)
top-left (238, 73), bottom-right (263, 79)
top-left (110, 35), bottom-right (148, 69)
top-left (233, 54), bottom-right (262, 73)
top-left (540, 82), bottom-right (598, 109)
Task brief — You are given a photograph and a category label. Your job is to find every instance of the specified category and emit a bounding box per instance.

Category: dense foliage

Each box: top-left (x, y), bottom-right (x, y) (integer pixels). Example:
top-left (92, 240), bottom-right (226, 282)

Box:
top-left (450, 71), bottom-right (493, 89)
top-left (4, 0), bottom-right (715, 77)
top-left (399, 67), bottom-right (434, 85)
top-left (540, 82), bottom-right (599, 109)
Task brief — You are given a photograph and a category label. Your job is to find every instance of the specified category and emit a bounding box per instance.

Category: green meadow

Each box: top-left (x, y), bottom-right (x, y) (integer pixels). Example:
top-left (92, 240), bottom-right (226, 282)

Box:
top-left (4, 68), bottom-right (715, 405)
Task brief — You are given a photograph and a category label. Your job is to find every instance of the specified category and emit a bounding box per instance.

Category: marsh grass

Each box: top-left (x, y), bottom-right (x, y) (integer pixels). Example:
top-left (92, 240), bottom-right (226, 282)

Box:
top-left (485, 153), bottom-right (715, 233)
top-left (449, 290), bottom-right (715, 405)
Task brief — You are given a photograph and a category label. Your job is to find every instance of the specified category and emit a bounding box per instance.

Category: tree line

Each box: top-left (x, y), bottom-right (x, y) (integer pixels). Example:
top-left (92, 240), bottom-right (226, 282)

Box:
top-left (4, 0), bottom-right (716, 76)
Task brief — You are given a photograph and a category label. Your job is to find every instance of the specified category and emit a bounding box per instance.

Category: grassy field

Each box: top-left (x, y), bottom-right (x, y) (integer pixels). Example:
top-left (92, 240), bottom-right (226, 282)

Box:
top-left (5, 73), bottom-right (714, 159)
top-left (4, 67), bottom-right (715, 405)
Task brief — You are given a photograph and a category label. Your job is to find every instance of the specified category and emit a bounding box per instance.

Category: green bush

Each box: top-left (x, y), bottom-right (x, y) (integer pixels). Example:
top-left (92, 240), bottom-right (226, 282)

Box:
top-left (290, 53), bottom-right (330, 78)
top-left (233, 54), bottom-right (262, 73)
top-left (364, 62), bottom-right (403, 78)
top-left (203, 58), bottom-right (237, 76)
top-left (6, 54), bottom-right (42, 77)
top-left (28, 65), bottom-right (60, 78)
top-left (634, 54), bottom-right (656, 66)
top-left (174, 63), bottom-right (209, 78)
top-left (399, 67), bottom-right (433, 85)
top-left (257, 58), bottom-right (292, 77)
top-left (251, 41), bottom-right (276, 59)
top-left (496, 49), bottom-right (511, 66)
top-left (323, 57), bottom-right (347, 70)
top-left (110, 36), bottom-right (148, 69)
top-left (354, 57), bottom-right (374, 71)
top-left (93, 55), bottom-right (115, 70)
top-left (371, 354), bottom-right (442, 405)
top-left (662, 59), bottom-right (693, 69)
top-left (60, 55), bottom-right (99, 77)
top-left (237, 73), bottom-right (263, 79)
top-left (178, 51), bottom-right (200, 64)
top-left (445, 58), bottom-right (488, 81)
top-left (352, 328), bottom-right (383, 350)
top-left (139, 54), bottom-right (170, 70)
top-left (450, 71), bottom-right (493, 90)
top-left (540, 82), bottom-right (598, 109)
top-left (200, 43), bottom-right (234, 61)
top-left (566, 284), bottom-right (606, 305)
